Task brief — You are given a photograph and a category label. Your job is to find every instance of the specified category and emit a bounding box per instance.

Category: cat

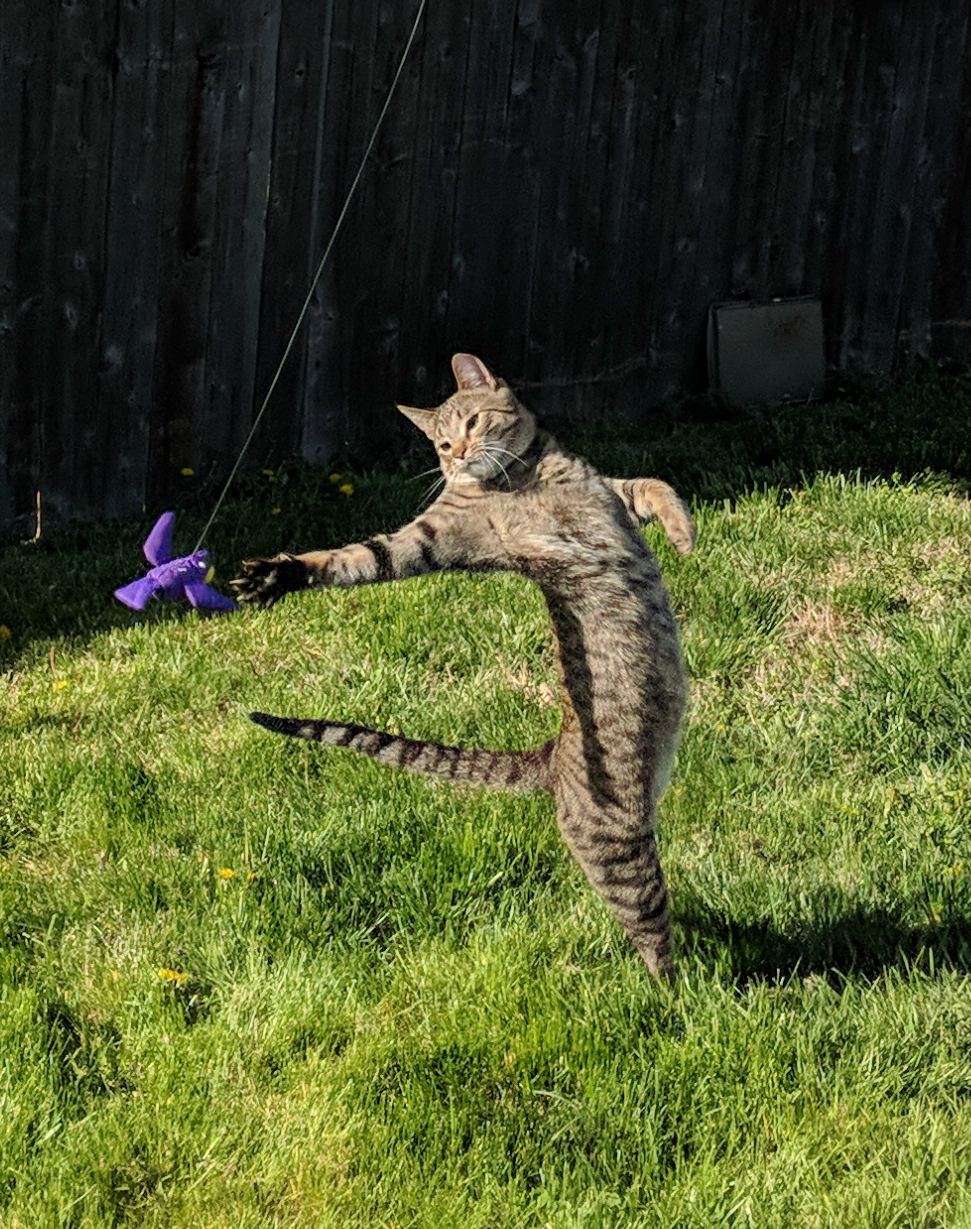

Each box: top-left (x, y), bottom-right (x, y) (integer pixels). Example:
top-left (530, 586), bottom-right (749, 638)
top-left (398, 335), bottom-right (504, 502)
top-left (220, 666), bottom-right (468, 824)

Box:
top-left (233, 353), bottom-right (694, 978)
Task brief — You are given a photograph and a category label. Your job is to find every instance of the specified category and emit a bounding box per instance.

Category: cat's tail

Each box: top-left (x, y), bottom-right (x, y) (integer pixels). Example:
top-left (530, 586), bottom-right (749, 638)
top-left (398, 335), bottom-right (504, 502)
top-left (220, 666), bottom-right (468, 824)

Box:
top-left (250, 711), bottom-right (553, 794)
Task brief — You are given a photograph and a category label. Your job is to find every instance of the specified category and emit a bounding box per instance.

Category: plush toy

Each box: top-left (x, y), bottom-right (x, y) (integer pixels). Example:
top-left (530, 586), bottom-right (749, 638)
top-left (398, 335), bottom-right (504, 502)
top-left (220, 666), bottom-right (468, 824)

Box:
top-left (114, 511), bottom-right (236, 613)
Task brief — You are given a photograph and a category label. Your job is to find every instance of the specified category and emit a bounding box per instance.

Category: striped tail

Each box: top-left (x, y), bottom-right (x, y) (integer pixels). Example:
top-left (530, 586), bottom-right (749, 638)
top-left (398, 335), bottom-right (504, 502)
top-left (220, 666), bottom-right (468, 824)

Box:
top-left (250, 712), bottom-right (553, 794)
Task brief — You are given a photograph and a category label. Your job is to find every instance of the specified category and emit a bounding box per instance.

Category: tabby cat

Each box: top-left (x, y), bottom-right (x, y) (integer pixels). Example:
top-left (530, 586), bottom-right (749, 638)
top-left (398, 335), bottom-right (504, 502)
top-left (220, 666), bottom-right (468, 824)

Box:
top-left (233, 354), bottom-right (694, 978)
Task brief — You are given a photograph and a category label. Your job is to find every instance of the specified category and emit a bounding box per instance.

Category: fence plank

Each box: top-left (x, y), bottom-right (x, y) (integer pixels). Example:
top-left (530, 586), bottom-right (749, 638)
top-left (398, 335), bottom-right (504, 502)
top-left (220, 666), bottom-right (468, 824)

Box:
top-left (2, 1), bottom-right (58, 535)
top-left (250, 0), bottom-right (332, 470)
top-left (148, 0), bottom-right (229, 503)
top-left (203, 1), bottom-right (282, 477)
top-left (917, 10), bottom-right (971, 363)
top-left (0, 0), bottom-right (39, 529)
top-left (394, 0), bottom-right (473, 410)
top-left (43, 1), bottom-right (117, 523)
top-left (99, 0), bottom-right (173, 521)
top-left (299, 0), bottom-right (339, 468)
top-left (342, 0), bottom-right (419, 454)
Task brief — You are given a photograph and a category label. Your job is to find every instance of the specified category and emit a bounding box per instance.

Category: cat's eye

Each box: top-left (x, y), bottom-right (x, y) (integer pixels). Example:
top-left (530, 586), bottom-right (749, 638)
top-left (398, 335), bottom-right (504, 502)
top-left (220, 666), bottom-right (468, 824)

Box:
top-left (466, 414), bottom-right (479, 431)
top-left (439, 441), bottom-right (451, 452)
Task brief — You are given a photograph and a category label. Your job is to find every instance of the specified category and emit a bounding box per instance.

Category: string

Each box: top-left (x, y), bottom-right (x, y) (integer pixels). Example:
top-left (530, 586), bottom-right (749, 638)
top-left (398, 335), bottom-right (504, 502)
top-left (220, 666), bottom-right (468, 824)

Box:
top-left (193, 0), bottom-right (428, 554)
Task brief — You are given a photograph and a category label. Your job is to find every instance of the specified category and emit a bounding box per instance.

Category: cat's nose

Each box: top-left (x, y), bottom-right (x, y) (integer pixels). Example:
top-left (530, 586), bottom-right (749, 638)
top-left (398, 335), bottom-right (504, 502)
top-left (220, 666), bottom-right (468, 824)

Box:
top-left (452, 439), bottom-right (468, 459)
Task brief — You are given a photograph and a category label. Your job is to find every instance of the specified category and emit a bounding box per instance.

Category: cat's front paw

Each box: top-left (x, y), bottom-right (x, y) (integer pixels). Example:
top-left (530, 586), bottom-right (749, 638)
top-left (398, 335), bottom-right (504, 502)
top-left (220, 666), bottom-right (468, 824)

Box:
top-left (231, 553), bottom-right (310, 607)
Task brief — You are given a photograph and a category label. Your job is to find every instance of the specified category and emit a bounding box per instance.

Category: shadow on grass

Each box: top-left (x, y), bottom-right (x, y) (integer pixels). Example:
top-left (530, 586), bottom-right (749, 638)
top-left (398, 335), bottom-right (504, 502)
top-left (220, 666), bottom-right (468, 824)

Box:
top-left (678, 894), bottom-right (971, 985)
top-left (4, 367), bottom-right (971, 666)
top-left (0, 470), bottom-right (410, 666)
top-left (573, 365), bottom-right (971, 506)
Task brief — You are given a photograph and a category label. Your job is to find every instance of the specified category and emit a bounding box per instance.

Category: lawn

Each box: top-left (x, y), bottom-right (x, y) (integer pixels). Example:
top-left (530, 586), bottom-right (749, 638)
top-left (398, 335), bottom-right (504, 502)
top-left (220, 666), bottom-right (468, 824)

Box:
top-left (2, 371), bottom-right (971, 1227)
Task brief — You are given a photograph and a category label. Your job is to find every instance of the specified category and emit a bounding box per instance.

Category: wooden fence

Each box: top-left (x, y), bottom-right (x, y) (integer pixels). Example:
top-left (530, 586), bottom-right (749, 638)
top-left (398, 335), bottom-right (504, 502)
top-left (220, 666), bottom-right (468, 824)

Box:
top-left (2, 0), bottom-right (970, 529)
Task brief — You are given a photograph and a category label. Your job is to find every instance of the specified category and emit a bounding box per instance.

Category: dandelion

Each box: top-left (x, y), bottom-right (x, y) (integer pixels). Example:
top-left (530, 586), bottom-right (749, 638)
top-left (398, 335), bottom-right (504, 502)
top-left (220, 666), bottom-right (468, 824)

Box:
top-left (54, 680), bottom-right (68, 691)
top-left (271, 507), bottom-right (281, 516)
top-left (329, 472), bottom-right (343, 483)
top-left (339, 482), bottom-right (354, 496)
top-left (158, 968), bottom-right (188, 985)
top-left (218, 867), bottom-right (235, 880)
top-left (180, 467), bottom-right (194, 477)
top-left (0, 626), bottom-right (10, 640)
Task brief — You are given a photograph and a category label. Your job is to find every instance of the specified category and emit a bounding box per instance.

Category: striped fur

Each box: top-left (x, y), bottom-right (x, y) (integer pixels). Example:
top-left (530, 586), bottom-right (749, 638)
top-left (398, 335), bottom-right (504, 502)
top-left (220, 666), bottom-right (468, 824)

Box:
top-left (249, 711), bottom-right (554, 793)
top-left (234, 353), bottom-right (693, 979)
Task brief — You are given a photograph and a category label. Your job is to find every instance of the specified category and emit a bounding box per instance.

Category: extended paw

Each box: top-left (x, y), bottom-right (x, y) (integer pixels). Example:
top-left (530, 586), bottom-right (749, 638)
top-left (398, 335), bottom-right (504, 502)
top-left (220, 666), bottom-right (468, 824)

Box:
top-left (231, 553), bottom-right (310, 607)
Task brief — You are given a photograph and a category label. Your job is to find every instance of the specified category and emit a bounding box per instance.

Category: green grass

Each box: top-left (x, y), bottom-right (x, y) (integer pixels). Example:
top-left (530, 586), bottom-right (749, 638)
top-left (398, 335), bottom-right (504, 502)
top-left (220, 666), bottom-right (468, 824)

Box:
top-left (3, 371), bottom-right (971, 1226)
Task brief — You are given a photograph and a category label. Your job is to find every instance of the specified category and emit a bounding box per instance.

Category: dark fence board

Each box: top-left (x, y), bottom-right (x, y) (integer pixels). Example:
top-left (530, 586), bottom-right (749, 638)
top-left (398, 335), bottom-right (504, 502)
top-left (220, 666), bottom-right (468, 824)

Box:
top-left (252, 0), bottom-right (334, 469)
top-left (148, 0), bottom-right (228, 500)
top-left (930, 8), bottom-right (971, 365)
top-left (204, 0), bottom-right (282, 478)
top-left (494, 0), bottom-right (544, 389)
top-left (3, 0), bottom-right (971, 526)
top-left (98, 0), bottom-right (172, 522)
top-left (344, 0), bottom-right (419, 452)
top-left (43, 0), bottom-right (115, 523)
top-left (0, 0), bottom-right (38, 526)
top-left (393, 0), bottom-right (473, 411)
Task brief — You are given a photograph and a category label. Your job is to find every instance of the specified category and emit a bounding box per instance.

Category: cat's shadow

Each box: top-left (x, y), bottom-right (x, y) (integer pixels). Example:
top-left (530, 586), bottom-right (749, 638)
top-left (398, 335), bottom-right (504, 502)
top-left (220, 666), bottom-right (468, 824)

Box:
top-left (676, 892), bottom-right (971, 985)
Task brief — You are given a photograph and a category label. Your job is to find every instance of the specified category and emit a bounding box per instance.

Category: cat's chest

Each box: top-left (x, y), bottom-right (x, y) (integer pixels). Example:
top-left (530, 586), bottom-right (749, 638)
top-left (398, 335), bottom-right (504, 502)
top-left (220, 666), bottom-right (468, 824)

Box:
top-left (487, 491), bottom-right (632, 581)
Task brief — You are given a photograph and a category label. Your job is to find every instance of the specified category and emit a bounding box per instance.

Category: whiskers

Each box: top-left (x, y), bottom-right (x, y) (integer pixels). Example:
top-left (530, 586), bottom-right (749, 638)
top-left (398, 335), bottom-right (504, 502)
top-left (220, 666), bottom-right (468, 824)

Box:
top-left (409, 442), bottom-right (526, 504)
top-left (477, 443), bottom-right (522, 488)
top-left (419, 471), bottom-right (446, 505)
top-left (407, 463), bottom-right (447, 505)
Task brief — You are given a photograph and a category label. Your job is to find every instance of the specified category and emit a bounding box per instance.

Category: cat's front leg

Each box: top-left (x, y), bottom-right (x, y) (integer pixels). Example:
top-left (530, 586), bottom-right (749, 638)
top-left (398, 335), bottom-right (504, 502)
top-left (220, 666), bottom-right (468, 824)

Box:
top-left (233, 514), bottom-right (468, 607)
top-left (608, 477), bottom-right (696, 555)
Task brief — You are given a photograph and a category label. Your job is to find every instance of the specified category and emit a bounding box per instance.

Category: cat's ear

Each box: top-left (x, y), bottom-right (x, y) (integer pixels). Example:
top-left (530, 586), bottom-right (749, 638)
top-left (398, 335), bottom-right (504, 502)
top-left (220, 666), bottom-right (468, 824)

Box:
top-left (451, 353), bottom-right (499, 392)
top-left (396, 404), bottom-right (438, 440)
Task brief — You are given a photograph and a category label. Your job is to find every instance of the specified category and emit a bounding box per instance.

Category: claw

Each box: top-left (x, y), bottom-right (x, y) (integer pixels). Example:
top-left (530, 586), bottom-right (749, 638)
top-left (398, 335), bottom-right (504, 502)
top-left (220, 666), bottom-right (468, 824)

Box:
top-left (230, 553), bottom-right (309, 608)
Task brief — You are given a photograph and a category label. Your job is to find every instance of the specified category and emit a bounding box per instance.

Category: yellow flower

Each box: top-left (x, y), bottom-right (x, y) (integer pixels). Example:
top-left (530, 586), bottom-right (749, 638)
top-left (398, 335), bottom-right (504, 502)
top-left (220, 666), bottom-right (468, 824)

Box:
top-left (329, 472), bottom-right (343, 483)
top-left (180, 467), bottom-right (194, 477)
top-left (158, 968), bottom-right (188, 985)
top-left (218, 867), bottom-right (235, 880)
top-left (262, 468), bottom-right (275, 479)
top-left (271, 507), bottom-right (281, 515)
top-left (339, 483), bottom-right (354, 496)
top-left (54, 680), bottom-right (68, 691)
top-left (0, 626), bottom-right (10, 640)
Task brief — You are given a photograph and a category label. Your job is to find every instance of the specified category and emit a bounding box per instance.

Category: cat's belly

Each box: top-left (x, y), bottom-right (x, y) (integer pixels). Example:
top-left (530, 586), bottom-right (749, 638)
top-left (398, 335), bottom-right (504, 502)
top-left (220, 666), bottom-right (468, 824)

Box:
top-left (545, 579), bottom-right (685, 801)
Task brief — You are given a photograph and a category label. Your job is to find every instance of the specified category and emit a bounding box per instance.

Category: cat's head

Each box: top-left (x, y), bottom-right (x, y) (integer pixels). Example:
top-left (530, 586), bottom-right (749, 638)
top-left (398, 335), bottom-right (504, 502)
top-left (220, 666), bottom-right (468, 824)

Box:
top-left (397, 354), bottom-right (538, 485)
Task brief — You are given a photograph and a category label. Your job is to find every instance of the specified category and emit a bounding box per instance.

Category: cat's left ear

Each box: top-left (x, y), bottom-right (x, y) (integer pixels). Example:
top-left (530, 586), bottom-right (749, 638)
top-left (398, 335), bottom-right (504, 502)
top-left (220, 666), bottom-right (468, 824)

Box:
top-left (451, 353), bottom-right (499, 391)
top-left (396, 404), bottom-right (437, 440)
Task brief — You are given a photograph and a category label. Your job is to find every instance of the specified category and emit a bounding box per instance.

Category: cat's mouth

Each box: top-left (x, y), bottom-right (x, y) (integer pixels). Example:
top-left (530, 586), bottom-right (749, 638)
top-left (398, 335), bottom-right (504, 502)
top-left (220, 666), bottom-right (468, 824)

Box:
top-left (460, 449), bottom-right (516, 484)
top-left (461, 451), bottom-right (497, 476)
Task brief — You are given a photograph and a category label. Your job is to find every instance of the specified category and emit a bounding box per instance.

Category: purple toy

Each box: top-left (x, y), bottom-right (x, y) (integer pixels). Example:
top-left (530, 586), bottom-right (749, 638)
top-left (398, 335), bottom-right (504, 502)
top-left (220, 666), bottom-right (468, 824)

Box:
top-left (114, 511), bottom-right (236, 613)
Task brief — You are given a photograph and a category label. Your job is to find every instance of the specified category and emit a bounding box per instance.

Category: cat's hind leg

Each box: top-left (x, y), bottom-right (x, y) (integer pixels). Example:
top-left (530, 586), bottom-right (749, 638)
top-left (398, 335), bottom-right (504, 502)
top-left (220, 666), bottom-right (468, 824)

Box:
top-left (556, 803), bottom-right (677, 981)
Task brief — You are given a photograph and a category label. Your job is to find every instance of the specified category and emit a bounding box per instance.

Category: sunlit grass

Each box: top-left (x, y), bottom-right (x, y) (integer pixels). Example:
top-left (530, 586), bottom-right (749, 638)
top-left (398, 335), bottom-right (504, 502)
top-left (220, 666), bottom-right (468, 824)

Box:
top-left (3, 373), bottom-right (971, 1226)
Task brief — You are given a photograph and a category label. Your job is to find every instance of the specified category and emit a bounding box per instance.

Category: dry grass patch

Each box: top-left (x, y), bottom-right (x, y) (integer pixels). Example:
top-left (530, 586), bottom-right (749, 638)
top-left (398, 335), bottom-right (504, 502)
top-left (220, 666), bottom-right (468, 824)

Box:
top-left (782, 597), bottom-right (852, 649)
